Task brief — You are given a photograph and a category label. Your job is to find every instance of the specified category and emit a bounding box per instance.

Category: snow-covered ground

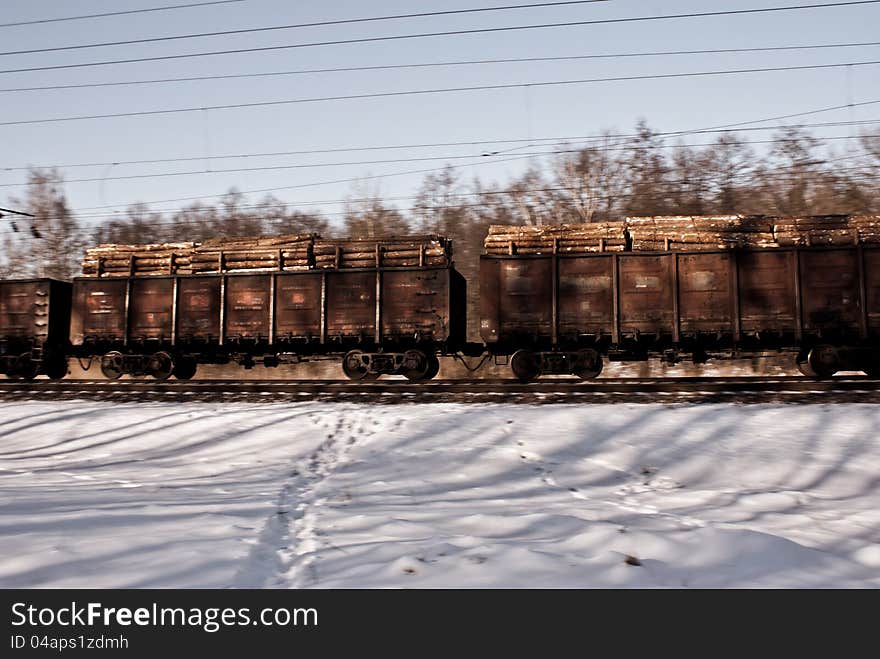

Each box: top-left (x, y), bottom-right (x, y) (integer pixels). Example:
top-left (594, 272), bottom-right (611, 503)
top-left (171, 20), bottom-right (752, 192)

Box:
top-left (0, 401), bottom-right (877, 588)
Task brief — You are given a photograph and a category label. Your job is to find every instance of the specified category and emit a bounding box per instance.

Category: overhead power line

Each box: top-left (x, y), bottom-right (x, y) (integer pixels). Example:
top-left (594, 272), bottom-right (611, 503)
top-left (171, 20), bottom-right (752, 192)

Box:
top-left (29, 100), bottom-right (875, 216)
top-left (4, 60), bottom-right (880, 127)
top-left (3, 155), bottom-right (872, 237)
top-left (3, 40), bottom-right (880, 94)
top-left (2, 133), bottom-right (876, 189)
top-left (28, 150), bottom-right (872, 223)
top-left (5, 118), bottom-right (877, 173)
top-left (0, 1), bottom-right (877, 72)
top-left (0, 1), bottom-right (609, 55)
top-left (0, 1), bottom-right (246, 28)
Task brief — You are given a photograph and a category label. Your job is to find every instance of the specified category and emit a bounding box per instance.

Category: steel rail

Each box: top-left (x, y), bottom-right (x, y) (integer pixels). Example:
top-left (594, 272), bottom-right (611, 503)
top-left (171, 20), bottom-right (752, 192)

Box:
top-left (0, 376), bottom-right (878, 404)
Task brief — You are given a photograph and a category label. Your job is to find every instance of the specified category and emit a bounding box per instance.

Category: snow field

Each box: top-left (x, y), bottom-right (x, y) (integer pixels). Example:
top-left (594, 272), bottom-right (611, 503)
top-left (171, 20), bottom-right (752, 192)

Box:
top-left (0, 402), bottom-right (877, 588)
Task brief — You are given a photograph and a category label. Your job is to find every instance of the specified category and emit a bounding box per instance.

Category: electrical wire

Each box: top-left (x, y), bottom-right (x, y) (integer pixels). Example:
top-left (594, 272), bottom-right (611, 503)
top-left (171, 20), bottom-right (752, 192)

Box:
top-left (4, 118), bottom-right (878, 173)
top-left (0, 1), bottom-right (610, 56)
top-left (2, 133), bottom-right (877, 189)
top-left (4, 61), bottom-right (880, 128)
top-left (0, 1), bottom-right (876, 73)
top-left (0, 1), bottom-right (246, 28)
top-left (3, 41), bottom-right (880, 94)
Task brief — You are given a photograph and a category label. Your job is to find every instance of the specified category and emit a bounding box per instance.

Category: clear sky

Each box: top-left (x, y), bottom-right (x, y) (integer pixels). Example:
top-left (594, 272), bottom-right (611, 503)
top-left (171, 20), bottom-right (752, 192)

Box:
top-left (1, 0), bottom-right (879, 233)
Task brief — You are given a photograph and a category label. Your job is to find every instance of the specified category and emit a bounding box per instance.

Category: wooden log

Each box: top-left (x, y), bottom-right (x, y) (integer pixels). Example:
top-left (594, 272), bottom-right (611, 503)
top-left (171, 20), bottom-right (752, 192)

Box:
top-left (198, 234), bottom-right (314, 249)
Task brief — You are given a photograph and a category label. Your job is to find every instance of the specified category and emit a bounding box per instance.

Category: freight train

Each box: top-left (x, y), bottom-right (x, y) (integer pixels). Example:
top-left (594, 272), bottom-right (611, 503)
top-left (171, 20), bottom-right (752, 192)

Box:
top-left (1, 215), bottom-right (879, 382)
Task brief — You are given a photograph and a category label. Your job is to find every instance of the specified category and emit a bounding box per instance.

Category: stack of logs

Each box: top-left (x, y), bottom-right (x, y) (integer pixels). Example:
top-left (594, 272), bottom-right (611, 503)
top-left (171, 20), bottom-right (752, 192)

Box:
top-left (626, 215), bottom-right (777, 251)
top-left (628, 214), bottom-right (880, 250)
top-left (483, 223), bottom-right (628, 255)
top-left (313, 236), bottom-right (450, 269)
top-left (484, 215), bottom-right (880, 254)
top-left (771, 215), bottom-right (880, 246)
top-left (81, 234), bottom-right (451, 276)
top-left (81, 242), bottom-right (198, 277)
top-left (189, 235), bottom-right (315, 274)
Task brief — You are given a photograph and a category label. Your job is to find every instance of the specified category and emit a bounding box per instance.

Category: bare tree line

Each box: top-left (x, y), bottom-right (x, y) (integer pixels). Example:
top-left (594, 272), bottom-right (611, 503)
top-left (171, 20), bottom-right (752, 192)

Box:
top-left (3, 122), bottom-right (879, 338)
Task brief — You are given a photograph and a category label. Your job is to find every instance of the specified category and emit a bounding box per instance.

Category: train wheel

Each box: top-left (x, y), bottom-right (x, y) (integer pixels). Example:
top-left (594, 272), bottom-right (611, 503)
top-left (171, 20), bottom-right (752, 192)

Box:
top-left (807, 344), bottom-right (839, 379)
top-left (511, 349), bottom-right (541, 382)
top-left (44, 354), bottom-right (68, 380)
top-left (571, 349), bottom-right (603, 380)
top-left (403, 349), bottom-right (431, 381)
top-left (100, 351), bottom-right (124, 380)
top-left (14, 352), bottom-right (39, 380)
top-left (147, 351), bottom-right (174, 381)
top-left (795, 351), bottom-right (816, 377)
top-left (342, 350), bottom-right (369, 381)
top-left (424, 354), bottom-right (441, 381)
top-left (173, 356), bottom-right (198, 380)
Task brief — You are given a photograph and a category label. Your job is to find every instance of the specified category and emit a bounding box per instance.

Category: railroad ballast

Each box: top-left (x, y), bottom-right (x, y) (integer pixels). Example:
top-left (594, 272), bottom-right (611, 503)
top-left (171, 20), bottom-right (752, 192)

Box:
top-left (1, 214), bottom-right (879, 381)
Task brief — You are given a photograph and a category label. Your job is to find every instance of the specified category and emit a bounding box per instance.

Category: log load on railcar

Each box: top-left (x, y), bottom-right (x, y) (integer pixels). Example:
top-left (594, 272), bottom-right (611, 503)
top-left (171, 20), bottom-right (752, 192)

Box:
top-left (1, 214), bottom-right (879, 382)
top-left (70, 234), bottom-right (466, 380)
top-left (481, 214), bottom-right (880, 381)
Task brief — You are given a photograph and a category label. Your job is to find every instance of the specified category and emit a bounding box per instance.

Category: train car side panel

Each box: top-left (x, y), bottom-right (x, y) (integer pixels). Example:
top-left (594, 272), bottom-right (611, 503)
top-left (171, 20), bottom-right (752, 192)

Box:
top-left (326, 271), bottom-right (376, 338)
top-left (129, 277), bottom-right (173, 341)
top-left (558, 255), bottom-right (614, 336)
top-left (479, 257), bottom-right (501, 344)
top-left (498, 259), bottom-right (552, 338)
top-left (224, 275), bottom-right (271, 339)
top-left (864, 248), bottom-right (880, 337)
top-left (618, 254), bottom-right (673, 336)
top-left (737, 250), bottom-right (797, 332)
top-left (799, 249), bottom-right (861, 334)
top-left (177, 277), bottom-right (221, 340)
top-left (677, 253), bottom-right (733, 333)
top-left (274, 272), bottom-right (322, 340)
top-left (0, 281), bottom-right (46, 341)
top-left (70, 278), bottom-right (127, 345)
top-left (381, 268), bottom-right (451, 342)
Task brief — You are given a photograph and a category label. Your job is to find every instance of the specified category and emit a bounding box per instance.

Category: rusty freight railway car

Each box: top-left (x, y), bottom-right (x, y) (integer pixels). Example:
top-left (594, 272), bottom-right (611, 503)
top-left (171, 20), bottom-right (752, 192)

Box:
top-left (0, 278), bottom-right (71, 379)
top-left (70, 236), bottom-right (466, 380)
top-left (481, 219), bottom-right (880, 381)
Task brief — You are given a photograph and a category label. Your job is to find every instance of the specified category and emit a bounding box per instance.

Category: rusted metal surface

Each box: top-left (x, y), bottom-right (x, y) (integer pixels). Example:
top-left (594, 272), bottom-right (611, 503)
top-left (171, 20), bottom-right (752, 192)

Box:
top-left (677, 253), bottom-right (733, 333)
top-left (275, 273), bottom-right (322, 340)
top-left (0, 281), bottom-right (45, 339)
top-left (0, 279), bottom-right (68, 362)
top-left (496, 259), bottom-right (552, 337)
top-left (799, 249), bottom-right (861, 333)
top-left (865, 248), bottom-right (880, 335)
top-left (479, 257), bottom-right (501, 343)
top-left (128, 277), bottom-right (173, 340)
top-left (482, 245), bottom-right (880, 350)
top-left (618, 254), bottom-right (673, 335)
top-left (381, 268), bottom-right (451, 341)
top-left (70, 278), bottom-right (127, 345)
top-left (225, 275), bottom-right (270, 339)
top-left (558, 255), bottom-right (614, 336)
top-left (326, 271), bottom-right (376, 338)
top-left (177, 277), bottom-right (221, 339)
top-left (736, 251), bottom-right (796, 332)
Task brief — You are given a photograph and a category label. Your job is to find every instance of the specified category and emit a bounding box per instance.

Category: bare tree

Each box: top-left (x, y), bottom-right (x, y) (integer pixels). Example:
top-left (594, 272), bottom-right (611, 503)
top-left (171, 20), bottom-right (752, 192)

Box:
top-left (764, 127), bottom-right (823, 215)
top-left (93, 202), bottom-right (165, 244)
top-left (3, 169), bottom-right (82, 279)
top-left (622, 121), bottom-right (672, 217)
top-left (703, 133), bottom-right (756, 214)
top-left (552, 134), bottom-right (627, 222)
top-left (342, 180), bottom-right (410, 237)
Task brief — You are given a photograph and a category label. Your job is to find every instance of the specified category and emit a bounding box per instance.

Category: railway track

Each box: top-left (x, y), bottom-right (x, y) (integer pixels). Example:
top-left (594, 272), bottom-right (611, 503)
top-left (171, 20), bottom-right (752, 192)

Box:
top-left (1, 376), bottom-right (879, 403)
